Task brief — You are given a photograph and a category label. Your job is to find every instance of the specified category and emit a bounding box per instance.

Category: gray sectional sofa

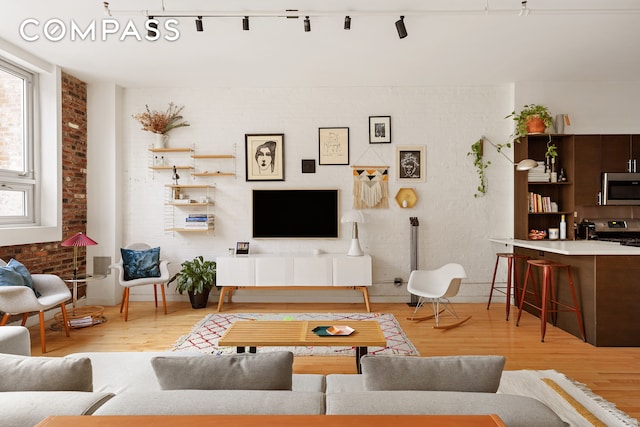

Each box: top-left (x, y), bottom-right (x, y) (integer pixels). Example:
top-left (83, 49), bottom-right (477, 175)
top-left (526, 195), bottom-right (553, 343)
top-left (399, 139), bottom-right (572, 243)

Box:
top-left (0, 326), bottom-right (566, 427)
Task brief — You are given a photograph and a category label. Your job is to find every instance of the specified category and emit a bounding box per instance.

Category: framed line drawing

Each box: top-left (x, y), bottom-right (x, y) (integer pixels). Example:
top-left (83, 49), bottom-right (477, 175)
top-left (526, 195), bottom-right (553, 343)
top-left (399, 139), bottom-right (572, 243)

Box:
top-left (397, 145), bottom-right (426, 182)
top-left (245, 133), bottom-right (284, 181)
top-left (369, 116), bottom-right (391, 143)
top-left (319, 127), bottom-right (349, 165)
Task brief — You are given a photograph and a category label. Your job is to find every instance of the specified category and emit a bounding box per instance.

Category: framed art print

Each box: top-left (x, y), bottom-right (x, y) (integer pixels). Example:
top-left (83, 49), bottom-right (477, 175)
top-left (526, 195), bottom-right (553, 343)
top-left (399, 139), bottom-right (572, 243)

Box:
top-left (236, 241), bottom-right (250, 255)
top-left (397, 145), bottom-right (426, 182)
top-left (245, 133), bottom-right (284, 181)
top-left (319, 127), bottom-right (349, 165)
top-left (369, 116), bottom-right (391, 143)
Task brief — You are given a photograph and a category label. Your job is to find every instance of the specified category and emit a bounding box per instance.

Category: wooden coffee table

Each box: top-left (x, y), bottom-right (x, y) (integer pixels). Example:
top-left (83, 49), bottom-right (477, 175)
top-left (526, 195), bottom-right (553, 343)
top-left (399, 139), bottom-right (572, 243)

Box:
top-left (37, 415), bottom-right (507, 427)
top-left (218, 320), bottom-right (386, 373)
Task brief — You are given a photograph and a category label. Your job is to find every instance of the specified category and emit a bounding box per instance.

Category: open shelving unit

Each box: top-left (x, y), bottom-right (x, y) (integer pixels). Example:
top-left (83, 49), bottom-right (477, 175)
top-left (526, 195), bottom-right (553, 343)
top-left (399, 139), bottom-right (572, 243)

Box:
top-left (164, 184), bottom-right (215, 233)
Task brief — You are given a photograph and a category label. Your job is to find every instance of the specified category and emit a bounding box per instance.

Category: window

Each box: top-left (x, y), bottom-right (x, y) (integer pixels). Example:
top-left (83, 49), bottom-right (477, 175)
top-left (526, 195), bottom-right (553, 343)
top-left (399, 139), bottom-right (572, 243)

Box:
top-left (0, 58), bottom-right (35, 226)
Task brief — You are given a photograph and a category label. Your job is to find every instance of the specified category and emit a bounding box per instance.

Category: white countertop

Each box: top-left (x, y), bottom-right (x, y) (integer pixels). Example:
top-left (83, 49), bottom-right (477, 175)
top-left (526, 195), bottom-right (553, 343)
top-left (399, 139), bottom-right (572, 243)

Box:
top-left (490, 238), bottom-right (640, 256)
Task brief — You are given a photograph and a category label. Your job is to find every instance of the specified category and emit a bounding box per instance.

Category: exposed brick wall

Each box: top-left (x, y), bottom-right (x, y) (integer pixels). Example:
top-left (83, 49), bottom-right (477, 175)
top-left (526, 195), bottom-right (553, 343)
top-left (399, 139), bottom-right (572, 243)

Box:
top-left (0, 72), bottom-right (87, 281)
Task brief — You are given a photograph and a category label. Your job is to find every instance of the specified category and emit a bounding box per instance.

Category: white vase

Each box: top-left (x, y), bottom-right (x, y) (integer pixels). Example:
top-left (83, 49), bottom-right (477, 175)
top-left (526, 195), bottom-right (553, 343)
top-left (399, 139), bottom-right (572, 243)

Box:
top-left (154, 133), bottom-right (168, 148)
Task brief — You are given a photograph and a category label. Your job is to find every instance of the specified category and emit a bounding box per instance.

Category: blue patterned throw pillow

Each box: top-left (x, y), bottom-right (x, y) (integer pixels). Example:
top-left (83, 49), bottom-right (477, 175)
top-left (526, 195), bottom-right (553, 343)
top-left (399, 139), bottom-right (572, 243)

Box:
top-left (0, 259), bottom-right (41, 297)
top-left (121, 247), bottom-right (161, 281)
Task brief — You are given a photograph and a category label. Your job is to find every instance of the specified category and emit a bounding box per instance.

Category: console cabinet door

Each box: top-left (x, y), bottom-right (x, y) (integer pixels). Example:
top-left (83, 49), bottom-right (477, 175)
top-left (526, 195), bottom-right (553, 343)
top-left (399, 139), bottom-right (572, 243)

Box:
top-left (333, 255), bottom-right (372, 286)
top-left (255, 257), bottom-right (294, 286)
top-left (293, 257), bottom-right (333, 286)
top-left (216, 257), bottom-right (255, 286)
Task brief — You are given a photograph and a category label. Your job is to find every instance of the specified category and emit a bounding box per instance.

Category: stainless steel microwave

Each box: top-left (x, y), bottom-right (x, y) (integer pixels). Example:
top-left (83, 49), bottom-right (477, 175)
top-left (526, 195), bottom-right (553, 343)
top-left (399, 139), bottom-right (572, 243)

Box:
top-left (602, 172), bottom-right (640, 205)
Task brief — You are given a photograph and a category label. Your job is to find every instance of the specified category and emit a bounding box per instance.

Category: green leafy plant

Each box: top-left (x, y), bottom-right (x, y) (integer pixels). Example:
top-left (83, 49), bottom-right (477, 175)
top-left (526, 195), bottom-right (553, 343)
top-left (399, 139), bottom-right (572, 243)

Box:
top-left (505, 104), bottom-right (553, 142)
top-left (467, 138), bottom-right (489, 197)
top-left (168, 256), bottom-right (216, 295)
top-left (545, 142), bottom-right (558, 159)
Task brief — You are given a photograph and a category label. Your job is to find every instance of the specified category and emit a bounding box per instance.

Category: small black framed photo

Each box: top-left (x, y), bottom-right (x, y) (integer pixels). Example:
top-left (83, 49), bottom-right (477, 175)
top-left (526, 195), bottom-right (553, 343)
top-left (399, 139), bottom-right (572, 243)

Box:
top-left (236, 241), bottom-right (250, 255)
top-left (245, 133), bottom-right (284, 181)
top-left (301, 159), bottom-right (316, 173)
top-left (397, 145), bottom-right (426, 182)
top-left (369, 116), bottom-right (391, 144)
top-left (319, 127), bottom-right (349, 165)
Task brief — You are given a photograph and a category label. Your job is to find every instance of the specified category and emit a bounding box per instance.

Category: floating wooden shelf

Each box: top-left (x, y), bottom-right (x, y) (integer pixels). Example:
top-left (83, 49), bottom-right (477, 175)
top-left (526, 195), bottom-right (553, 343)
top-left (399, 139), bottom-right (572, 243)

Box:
top-left (150, 165), bottom-right (193, 170)
top-left (165, 227), bottom-right (213, 232)
top-left (192, 172), bottom-right (235, 177)
top-left (149, 147), bottom-right (193, 153)
top-left (191, 154), bottom-right (235, 159)
top-left (165, 184), bottom-right (214, 189)
top-left (165, 202), bottom-right (212, 207)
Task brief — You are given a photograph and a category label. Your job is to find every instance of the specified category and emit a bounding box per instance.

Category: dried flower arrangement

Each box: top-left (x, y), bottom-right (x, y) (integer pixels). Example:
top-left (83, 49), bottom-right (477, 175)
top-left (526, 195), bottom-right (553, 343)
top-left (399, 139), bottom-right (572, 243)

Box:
top-left (132, 102), bottom-right (190, 135)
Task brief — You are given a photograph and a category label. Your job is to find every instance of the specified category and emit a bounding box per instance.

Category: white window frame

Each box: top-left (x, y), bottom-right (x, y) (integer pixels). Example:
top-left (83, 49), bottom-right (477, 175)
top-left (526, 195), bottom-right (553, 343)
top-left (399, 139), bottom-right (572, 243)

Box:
top-left (0, 57), bottom-right (36, 226)
top-left (0, 42), bottom-right (62, 246)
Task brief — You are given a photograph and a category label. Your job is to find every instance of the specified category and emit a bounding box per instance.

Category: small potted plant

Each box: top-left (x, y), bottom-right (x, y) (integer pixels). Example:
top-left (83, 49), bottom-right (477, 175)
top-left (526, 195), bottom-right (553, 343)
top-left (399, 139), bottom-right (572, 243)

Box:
top-left (505, 104), bottom-right (553, 142)
top-left (132, 102), bottom-right (190, 148)
top-left (168, 256), bottom-right (216, 309)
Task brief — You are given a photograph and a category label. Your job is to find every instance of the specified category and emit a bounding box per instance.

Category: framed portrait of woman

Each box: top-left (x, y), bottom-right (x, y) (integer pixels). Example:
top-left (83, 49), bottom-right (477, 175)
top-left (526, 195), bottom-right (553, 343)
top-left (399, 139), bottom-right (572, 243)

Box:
top-left (245, 133), bottom-right (285, 181)
top-left (396, 145), bottom-right (426, 182)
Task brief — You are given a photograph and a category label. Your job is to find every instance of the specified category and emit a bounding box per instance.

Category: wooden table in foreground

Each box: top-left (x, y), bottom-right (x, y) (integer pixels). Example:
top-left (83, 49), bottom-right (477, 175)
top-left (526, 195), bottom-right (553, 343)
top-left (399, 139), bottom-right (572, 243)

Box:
top-left (218, 320), bottom-right (386, 373)
top-left (36, 414), bottom-right (507, 427)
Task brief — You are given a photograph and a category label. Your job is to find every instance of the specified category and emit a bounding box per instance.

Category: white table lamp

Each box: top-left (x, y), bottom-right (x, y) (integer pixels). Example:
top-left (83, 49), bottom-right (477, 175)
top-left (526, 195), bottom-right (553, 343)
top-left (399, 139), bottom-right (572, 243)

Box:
top-left (341, 210), bottom-right (365, 256)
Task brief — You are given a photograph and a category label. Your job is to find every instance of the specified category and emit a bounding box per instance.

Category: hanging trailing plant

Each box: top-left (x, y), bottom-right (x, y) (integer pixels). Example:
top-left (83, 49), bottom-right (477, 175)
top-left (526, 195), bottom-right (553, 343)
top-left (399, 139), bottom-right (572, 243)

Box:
top-left (467, 138), bottom-right (489, 197)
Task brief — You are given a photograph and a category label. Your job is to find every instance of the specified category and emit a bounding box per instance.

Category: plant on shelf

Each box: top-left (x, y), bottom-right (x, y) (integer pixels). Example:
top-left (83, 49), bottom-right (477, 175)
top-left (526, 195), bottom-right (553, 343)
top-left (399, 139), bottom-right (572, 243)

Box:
top-left (505, 104), bottom-right (553, 143)
top-left (467, 138), bottom-right (489, 197)
top-left (167, 255), bottom-right (216, 309)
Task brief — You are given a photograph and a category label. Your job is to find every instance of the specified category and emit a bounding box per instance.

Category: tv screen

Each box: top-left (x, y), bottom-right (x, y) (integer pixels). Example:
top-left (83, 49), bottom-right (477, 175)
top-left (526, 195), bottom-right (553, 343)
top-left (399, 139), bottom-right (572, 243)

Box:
top-left (252, 189), bottom-right (339, 238)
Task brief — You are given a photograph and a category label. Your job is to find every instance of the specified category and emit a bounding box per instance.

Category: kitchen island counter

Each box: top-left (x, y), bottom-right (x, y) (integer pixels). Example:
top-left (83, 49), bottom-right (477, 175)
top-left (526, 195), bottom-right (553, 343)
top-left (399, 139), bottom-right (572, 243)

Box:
top-left (489, 238), bottom-right (640, 256)
top-left (489, 238), bottom-right (640, 347)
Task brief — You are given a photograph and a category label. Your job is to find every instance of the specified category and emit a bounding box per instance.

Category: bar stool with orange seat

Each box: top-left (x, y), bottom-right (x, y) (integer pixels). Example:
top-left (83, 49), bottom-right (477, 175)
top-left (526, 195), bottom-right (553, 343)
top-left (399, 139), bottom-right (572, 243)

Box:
top-left (487, 253), bottom-right (529, 320)
top-left (516, 259), bottom-right (586, 342)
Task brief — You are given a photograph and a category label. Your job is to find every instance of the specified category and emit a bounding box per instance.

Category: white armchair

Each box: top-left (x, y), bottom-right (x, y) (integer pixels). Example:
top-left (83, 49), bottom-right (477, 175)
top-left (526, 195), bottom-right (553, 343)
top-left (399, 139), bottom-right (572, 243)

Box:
top-left (110, 243), bottom-right (170, 321)
top-left (0, 260), bottom-right (71, 353)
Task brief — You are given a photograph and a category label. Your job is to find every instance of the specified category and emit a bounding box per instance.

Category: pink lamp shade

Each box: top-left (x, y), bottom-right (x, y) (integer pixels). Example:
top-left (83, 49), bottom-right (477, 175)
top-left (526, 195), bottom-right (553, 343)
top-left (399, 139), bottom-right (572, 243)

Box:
top-left (61, 232), bottom-right (98, 247)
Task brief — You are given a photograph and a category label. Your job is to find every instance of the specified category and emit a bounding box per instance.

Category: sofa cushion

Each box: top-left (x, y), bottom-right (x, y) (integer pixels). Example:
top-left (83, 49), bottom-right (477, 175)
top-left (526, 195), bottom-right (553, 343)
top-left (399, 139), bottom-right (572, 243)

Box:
top-left (0, 391), bottom-right (114, 427)
top-left (361, 355), bottom-right (505, 393)
top-left (151, 351), bottom-right (293, 390)
top-left (121, 247), bottom-right (160, 280)
top-left (0, 354), bottom-right (93, 391)
top-left (93, 390), bottom-right (325, 416)
top-left (325, 391), bottom-right (566, 427)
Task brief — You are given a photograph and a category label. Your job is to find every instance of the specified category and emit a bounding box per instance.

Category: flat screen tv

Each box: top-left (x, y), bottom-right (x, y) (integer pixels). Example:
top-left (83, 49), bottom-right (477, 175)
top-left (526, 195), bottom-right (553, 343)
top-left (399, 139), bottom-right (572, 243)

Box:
top-left (252, 189), bottom-right (339, 238)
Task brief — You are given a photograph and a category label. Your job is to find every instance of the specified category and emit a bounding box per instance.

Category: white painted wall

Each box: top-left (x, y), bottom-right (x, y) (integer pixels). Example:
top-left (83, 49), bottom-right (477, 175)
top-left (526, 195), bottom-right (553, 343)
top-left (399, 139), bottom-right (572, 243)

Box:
top-left (85, 80), bottom-right (640, 307)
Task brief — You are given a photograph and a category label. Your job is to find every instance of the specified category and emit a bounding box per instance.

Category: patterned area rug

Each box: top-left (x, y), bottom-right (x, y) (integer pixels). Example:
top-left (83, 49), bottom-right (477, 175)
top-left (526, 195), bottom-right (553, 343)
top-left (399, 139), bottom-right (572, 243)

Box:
top-left (171, 312), bottom-right (419, 356)
top-left (499, 370), bottom-right (638, 427)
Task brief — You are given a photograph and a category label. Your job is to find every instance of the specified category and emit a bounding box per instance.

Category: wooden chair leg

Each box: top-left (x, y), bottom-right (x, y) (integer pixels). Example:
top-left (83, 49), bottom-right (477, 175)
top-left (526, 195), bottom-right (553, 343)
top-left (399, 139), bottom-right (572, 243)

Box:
top-left (153, 284), bottom-right (158, 308)
top-left (39, 311), bottom-right (46, 353)
top-left (123, 288), bottom-right (130, 321)
top-left (59, 303), bottom-right (71, 337)
top-left (21, 313), bottom-right (29, 326)
top-left (160, 284), bottom-right (167, 315)
top-left (120, 288), bottom-right (126, 313)
top-left (0, 313), bottom-right (9, 326)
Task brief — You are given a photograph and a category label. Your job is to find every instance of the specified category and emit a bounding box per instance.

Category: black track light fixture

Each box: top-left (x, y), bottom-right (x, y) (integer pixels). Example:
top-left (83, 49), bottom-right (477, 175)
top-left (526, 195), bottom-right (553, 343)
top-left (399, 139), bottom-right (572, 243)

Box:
top-left (243, 16), bottom-right (249, 31)
top-left (304, 16), bottom-right (311, 32)
top-left (147, 16), bottom-right (157, 38)
top-left (195, 16), bottom-right (203, 32)
top-left (344, 16), bottom-right (351, 30)
top-left (395, 15), bottom-right (407, 39)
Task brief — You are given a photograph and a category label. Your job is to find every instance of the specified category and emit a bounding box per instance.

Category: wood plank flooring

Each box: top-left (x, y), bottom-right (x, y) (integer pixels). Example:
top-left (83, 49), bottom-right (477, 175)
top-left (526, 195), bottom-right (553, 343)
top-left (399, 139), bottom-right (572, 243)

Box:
top-left (27, 301), bottom-right (640, 421)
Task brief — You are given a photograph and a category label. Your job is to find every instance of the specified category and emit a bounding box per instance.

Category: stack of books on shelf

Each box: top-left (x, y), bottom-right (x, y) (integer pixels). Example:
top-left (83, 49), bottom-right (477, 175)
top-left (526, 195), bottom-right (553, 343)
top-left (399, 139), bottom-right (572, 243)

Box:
top-left (528, 192), bottom-right (558, 213)
top-left (183, 214), bottom-right (214, 230)
top-left (528, 162), bottom-right (550, 182)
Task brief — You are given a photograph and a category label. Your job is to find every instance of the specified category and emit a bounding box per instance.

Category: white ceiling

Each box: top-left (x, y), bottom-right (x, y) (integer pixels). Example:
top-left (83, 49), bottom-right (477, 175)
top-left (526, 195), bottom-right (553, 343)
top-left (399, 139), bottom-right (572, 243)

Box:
top-left (1, 0), bottom-right (640, 88)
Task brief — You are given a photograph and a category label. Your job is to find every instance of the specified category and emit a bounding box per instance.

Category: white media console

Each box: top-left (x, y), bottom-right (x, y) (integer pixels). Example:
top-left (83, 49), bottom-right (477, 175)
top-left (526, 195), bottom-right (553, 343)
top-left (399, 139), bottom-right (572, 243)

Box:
top-left (216, 254), bottom-right (373, 311)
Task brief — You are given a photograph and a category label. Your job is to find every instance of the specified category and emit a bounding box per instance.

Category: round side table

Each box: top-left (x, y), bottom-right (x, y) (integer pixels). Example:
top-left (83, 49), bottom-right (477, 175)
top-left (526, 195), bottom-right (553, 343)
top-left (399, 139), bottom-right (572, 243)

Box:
top-left (54, 274), bottom-right (107, 329)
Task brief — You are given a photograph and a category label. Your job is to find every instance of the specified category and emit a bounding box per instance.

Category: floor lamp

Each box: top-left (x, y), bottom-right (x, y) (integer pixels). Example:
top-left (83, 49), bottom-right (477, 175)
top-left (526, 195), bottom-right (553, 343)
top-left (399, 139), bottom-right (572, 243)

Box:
top-left (61, 232), bottom-right (98, 280)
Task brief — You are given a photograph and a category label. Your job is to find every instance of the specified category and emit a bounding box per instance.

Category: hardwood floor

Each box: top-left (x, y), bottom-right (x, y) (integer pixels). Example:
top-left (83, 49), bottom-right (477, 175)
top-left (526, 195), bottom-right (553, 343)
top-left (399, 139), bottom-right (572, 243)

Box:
top-left (28, 300), bottom-right (640, 420)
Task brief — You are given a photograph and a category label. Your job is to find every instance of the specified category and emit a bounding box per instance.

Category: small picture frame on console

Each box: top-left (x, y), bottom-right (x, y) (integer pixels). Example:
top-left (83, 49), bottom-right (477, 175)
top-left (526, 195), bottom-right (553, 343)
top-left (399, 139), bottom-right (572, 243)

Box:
top-left (236, 241), bottom-right (250, 255)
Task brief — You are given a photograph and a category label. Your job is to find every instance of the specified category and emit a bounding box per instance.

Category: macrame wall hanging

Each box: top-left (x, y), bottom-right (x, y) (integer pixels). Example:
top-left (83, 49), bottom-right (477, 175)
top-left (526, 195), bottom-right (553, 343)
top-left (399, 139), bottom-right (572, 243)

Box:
top-left (352, 166), bottom-right (389, 209)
